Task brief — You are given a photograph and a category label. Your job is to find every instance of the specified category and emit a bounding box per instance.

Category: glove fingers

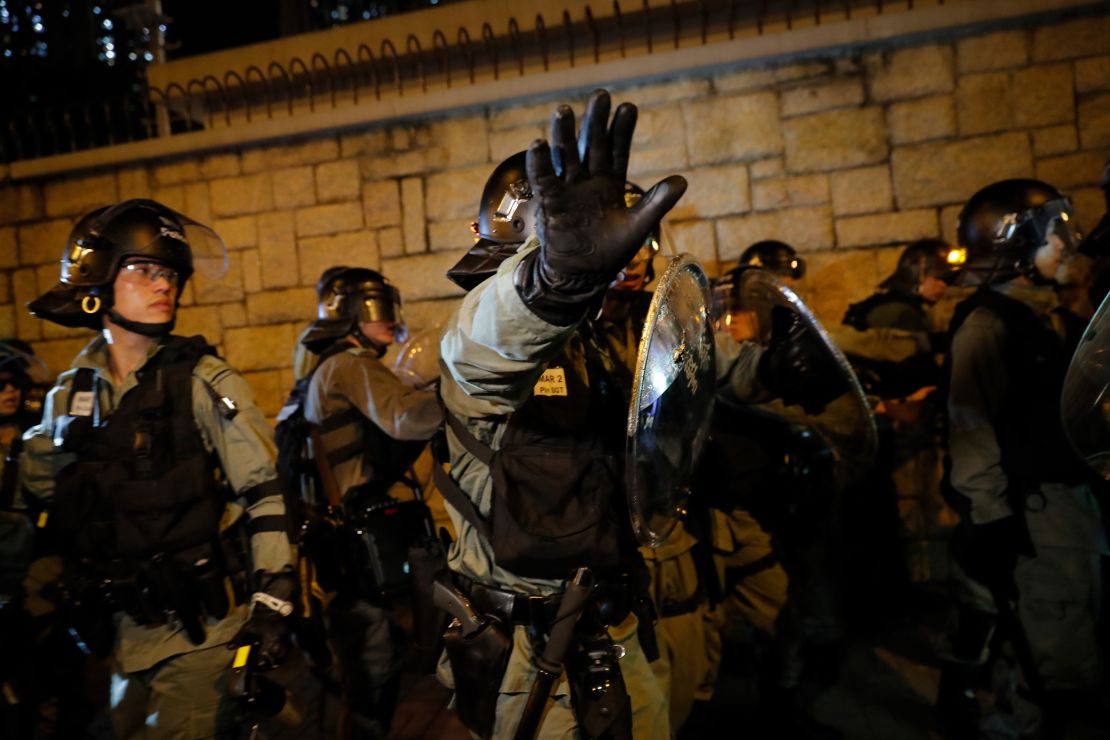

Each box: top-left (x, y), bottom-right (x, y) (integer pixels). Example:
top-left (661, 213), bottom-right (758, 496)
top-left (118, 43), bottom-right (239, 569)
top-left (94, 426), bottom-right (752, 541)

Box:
top-left (578, 89), bottom-right (612, 175)
top-left (609, 102), bottom-right (638, 181)
top-left (526, 139), bottom-right (559, 195)
top-left (629, 175), bottom-right (688, 228)
top-left (550, 104), bottom-right (581, 181)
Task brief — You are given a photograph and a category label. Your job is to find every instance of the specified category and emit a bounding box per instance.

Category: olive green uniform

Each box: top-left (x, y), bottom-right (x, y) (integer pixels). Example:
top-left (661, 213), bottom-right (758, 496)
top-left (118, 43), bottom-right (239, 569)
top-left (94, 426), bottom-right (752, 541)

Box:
top-left (20, 335), bottom-right (294, 740)
top-left (436, 242), bottom-right (669, 739)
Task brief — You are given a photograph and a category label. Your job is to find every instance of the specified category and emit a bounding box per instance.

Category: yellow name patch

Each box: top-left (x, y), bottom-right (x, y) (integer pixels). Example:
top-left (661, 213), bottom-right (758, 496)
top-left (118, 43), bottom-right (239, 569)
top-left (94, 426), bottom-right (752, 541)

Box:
top-left (534, 367), bottom-right (569, 397)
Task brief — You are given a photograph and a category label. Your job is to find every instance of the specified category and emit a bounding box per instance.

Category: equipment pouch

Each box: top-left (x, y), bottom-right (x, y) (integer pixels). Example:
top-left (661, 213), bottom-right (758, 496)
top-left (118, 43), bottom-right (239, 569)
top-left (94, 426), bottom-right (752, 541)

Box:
top-left (488, 444), bottom-right (622, 579)
top-left (443, 616), bottom-right (512, 738)
top-left (566, 632), bottom-right (633, 740)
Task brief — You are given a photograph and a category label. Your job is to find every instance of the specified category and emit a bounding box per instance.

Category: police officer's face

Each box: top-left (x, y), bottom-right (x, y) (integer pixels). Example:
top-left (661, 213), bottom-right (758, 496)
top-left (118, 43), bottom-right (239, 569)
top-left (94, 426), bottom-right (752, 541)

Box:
top-left (919, 276), bottom-right (947, 303)
top-left (1033, 233), bottom-right (1066, 280)
top-left (112, 258), bottom-right (179, 325)
top-left (359, 320), bottom-right (396, 347)
top-left (0, 376), bottom-right (21, 417)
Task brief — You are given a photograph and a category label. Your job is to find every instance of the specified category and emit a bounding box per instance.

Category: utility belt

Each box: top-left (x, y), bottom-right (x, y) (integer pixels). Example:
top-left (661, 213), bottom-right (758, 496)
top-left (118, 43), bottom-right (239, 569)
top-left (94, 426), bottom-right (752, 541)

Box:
top-left (441, 572), bottom-right (641, 739)
top-left (454, 570), bottom-right (643, 633)
top-left (67, 538), bottom-right (246, 653)
top-left (301, 494), bottom-right (432, 599)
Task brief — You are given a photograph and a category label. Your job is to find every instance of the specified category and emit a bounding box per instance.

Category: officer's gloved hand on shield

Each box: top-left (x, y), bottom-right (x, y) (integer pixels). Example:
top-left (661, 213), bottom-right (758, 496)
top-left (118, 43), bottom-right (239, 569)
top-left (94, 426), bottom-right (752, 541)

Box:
top-left (515, 89), bottom-right (687, 325)
top-left (758, 305), bottom-right (848, 415)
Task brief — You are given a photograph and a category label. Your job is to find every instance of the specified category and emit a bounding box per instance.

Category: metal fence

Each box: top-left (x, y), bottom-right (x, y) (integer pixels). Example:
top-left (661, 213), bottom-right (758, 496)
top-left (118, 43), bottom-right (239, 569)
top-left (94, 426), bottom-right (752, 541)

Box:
top-left (1, 0), bottom-right (946, 165)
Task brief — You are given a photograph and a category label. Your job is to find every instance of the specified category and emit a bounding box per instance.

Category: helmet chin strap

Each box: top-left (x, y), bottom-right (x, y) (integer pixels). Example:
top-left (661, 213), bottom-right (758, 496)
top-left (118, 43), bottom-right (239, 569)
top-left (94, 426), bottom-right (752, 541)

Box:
top-left (106, 308), bottom-right (175, 338)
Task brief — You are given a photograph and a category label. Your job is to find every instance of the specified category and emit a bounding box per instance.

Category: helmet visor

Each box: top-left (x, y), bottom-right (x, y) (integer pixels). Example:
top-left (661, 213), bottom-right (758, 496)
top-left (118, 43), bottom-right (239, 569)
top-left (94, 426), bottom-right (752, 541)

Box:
top-left (61, 203), bottom-right (228, 284)
top-left (1018, 197), bottom-right (1082, 254)
top-left (355, 284), bottom-right (407, 343)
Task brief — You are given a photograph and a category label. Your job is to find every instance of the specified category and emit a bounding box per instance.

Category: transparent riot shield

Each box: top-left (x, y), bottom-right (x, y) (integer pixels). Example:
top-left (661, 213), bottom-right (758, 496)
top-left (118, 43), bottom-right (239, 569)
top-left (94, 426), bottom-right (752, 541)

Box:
top-left (626, 255), bottom-right (717, 547)
top-left (726, 268), bottom-right (878, 485)
top-left (391, 323), bottom-right (443, 390)
top-left (1061, 293), bottom-right (1110, 478)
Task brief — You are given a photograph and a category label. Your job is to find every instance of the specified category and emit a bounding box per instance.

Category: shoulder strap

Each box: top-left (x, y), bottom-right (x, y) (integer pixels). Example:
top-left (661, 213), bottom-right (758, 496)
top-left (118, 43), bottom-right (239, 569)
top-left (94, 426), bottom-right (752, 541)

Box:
top-left (430, 393), bottom-right (493, 537)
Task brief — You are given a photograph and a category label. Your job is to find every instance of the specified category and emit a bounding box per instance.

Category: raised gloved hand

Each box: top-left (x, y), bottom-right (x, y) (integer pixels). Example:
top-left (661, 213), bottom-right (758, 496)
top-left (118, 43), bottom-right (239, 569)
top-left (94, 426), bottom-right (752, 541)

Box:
top-left (965, 515), bottom-right (1036, 599)
top-left (516, 89), bottom-right (687, 325)
top-left (232, 570), bottom-right (297, 671)
top-left (758, 306), bottom-right (847, 414)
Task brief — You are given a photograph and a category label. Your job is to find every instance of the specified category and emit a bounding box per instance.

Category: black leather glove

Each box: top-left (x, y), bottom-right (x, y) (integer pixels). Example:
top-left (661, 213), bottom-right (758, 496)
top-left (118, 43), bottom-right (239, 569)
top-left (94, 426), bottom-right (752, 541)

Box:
top-left (232, 571), bottom-right (297, 671)
top-left (758, 306), bottom-right (847, 414)
top-left (516, 89), bottom-right (687, 325)
top-left (965, 515), bottom-right (1036, 599)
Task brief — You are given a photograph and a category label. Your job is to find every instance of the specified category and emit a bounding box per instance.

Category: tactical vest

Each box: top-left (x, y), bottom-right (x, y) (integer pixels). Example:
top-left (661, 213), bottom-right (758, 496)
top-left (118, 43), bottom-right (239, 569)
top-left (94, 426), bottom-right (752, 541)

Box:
top-left (51, 336), bottom-right (229, 570)
top-left (311, 342), bottom-right (426, 501)
top-left (947, 288), bottom-right (1088, 487)
top-left (436, 326), bottom-right (634, 579)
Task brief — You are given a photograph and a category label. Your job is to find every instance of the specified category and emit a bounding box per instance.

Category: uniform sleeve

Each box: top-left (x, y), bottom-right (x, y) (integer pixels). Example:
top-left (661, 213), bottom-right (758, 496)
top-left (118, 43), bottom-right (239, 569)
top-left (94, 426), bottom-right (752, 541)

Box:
top-left (192, 356), bottom-right (293, 575)
top-left (439, 239), bottom-right (578, 417)
top-left (314, 351), bottom-right (443, 439)
top-left (18, 377), bottom-right (77, 511)
top-left (947, 309), bottom-right (1011, 524)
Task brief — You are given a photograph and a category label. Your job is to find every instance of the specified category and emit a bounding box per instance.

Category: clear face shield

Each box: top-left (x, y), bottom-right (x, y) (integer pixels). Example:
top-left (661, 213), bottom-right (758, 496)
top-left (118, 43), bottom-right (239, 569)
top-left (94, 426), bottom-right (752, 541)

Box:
top-left (612, 235), bottom-right (660, 292)
top-left (710, 278), bottom-right (759, 342)
top-left (356, 283), bottom-right (408, 344)
top-left (62, 204), bottom-right (229, 286)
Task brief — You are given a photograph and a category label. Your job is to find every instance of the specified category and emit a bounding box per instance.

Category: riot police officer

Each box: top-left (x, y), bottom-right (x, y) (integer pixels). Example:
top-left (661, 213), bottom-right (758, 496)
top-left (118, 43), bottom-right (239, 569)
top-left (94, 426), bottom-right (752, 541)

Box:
top-left (299, 265), bottom-right (443, 736)
top-left (941, 179), bottom-right (1105, 735)
top-left (21, 199), bottom-right (297, 739)
top-left (433, 90), bottom-right (686, 739)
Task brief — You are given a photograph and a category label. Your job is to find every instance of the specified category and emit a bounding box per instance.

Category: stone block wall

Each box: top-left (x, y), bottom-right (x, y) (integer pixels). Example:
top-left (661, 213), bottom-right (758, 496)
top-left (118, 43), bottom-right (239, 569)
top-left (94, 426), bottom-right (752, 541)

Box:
top-left (1, 11), bottom-right (1108, 429)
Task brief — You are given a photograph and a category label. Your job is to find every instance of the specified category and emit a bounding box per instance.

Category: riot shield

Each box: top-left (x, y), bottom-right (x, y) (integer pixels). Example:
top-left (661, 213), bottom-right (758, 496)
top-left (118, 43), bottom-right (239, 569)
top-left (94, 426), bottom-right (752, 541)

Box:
top-left (626, 255), bottom-right (717, 547)
top-left (391, 323), bottom-right (443, 390)
top-left (1061, 293), bottom-right (1110, 478)
top-left (724, 268), bottom-right (878, 484)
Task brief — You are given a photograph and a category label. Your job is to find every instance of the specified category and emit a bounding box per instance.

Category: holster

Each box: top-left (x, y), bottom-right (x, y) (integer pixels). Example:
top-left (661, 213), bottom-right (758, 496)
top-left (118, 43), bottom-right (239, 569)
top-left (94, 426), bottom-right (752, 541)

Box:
top-left (442, 616), bottom-right (513, 738)
top-left (565, 630), bottom-right (633, 740)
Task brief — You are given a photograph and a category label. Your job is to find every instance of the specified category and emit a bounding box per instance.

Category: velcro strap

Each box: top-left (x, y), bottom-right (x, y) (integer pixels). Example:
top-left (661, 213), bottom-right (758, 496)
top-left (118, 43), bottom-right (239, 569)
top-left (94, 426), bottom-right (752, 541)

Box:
top-left (200, 379), bottom-right (238, 420)
top-left (319, 407), bottom-right (363, 434)
top-left (240, 478), bottom-right (286, 506)
top-left (325, 438), bottom-right (364, 468)
top-left (247, 515), bottom-right (286, 536)
top-left (659, 583), bottom-right (705, 619)
top-left (443, 410), bottom-right (494, 466)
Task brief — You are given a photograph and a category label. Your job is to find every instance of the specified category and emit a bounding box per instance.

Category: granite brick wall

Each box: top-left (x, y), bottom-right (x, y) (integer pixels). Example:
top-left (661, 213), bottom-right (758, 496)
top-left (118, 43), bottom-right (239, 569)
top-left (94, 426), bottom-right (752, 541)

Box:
top-left (1, 11), bottom-right (1108, 434)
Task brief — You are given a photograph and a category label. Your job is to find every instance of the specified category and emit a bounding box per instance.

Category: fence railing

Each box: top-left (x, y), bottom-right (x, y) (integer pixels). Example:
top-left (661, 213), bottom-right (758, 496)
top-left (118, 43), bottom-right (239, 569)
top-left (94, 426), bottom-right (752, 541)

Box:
top-left (2, 0), bottom-right (961, 165)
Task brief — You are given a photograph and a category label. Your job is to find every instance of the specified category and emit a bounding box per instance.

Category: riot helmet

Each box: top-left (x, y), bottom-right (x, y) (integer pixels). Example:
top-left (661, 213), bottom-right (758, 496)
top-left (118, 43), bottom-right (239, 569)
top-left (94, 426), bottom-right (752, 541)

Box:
top-left (302, 266), bottom-right (405, 354)
top-left (611, 182), bottom-right (662, 291)
top-left (447, 151), bottom-right (535, 291)
top-left (956, 179), bottom-right (1081, 285)
top-left (27, 199), bottom-right (225, 336)
top-left (710, 265), bottom-right (760, 342)
top-left (738, 240), bottom-right (806, 281)
top-left (879, 238), bottom-right (962, 301)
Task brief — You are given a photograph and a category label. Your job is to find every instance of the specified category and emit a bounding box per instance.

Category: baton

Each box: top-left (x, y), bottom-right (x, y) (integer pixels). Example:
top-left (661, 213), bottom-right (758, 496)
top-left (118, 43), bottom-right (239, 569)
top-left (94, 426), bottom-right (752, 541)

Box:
top-left (513, 567), bottom-right (595, 740)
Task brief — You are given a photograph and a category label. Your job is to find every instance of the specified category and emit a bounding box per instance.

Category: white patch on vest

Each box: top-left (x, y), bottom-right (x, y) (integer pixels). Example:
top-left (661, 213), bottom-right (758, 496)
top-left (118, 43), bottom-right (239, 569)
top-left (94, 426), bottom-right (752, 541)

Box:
top-left (70, 391), bottom-right (95, 417)
top-left (533, 367), bottom-right (568, 397)
top-left (276, 403), bottom-right (298, 423)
